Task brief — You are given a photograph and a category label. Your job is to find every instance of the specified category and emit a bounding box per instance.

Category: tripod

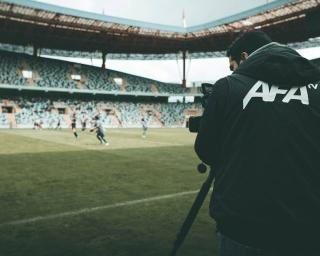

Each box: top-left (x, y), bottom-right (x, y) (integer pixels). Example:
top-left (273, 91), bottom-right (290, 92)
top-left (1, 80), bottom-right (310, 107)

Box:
top-left (170, 164), bottom-right (215, 256)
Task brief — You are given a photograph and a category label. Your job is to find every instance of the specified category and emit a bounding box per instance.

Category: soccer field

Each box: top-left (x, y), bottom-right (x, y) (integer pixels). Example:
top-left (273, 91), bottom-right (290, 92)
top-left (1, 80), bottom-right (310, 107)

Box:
top-left (0, 128), bottom-right (217, 256)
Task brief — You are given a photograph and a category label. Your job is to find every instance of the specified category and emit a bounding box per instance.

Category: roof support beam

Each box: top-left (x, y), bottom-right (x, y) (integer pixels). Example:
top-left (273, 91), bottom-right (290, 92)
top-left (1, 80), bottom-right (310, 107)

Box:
top-left (182, 50), bottom-right (186, 87)
top-left (102, 51), bottom-right (106, 69)
top-left (33, 44), bottom-right (38, 57)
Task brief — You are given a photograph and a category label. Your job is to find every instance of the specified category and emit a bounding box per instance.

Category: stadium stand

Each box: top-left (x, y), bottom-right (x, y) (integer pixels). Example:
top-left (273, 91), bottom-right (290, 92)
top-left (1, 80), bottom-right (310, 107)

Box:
top-left (0, 113), bottom-right (9, 128)
top-left (0, 49), bottom-right (202, 129)
top-left (0, 50), bottom-right (192, 94)
top-left (0, 97), bottom-right (202, 128)
top-left (0, 51), bottom-right (27, 86)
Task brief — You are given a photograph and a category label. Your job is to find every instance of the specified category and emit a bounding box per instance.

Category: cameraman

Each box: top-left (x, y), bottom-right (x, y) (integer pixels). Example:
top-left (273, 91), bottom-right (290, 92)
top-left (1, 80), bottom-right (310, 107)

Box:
top-left (195, 31), bottom-right (320, 255)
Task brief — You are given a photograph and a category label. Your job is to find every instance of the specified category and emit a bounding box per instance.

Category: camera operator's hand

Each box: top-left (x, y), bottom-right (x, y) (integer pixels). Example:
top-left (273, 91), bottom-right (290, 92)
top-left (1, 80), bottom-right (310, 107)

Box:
top-left (200, 83), bottom-right (215, 109)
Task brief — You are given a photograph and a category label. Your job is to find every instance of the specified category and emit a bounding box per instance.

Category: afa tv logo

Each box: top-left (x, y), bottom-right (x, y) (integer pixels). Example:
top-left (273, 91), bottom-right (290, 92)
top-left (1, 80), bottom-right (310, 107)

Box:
top-left (242, 81), bottom-right (318, 109)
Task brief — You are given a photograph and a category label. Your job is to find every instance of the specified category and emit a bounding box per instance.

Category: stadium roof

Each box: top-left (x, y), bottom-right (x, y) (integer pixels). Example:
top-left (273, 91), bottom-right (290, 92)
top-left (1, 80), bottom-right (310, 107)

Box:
top-left (0, 0), bottom-right (319, 57)
top-left (1, 37), bottom-right (320, 60)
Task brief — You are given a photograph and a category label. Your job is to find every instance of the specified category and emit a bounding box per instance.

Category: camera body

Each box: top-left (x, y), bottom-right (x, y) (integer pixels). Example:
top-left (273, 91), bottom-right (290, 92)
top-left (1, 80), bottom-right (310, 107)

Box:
top-left (188, 83), bottom-right (214, 133)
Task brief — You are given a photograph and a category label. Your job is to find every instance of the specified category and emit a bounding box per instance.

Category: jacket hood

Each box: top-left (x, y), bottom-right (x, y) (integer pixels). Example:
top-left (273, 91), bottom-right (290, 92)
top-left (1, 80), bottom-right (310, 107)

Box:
top-left (234, 42), bottom-right (320, 88)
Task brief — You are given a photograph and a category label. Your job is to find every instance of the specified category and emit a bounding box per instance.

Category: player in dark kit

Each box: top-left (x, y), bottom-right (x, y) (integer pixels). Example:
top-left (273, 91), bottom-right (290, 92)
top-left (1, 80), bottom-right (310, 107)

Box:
top-left (71, 113), bottom-right (78, 138)
top-left (33, 120), bottom-right (39, 130)
top-left (91, 116), bottom-right (108, 145)
top-left (55, 119), bottom-right (61, 130)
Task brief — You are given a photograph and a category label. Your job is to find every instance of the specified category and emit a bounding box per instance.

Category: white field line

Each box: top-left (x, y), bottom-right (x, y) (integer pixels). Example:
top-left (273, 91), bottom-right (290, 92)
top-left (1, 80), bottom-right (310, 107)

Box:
top-left (142, 139), bottom-right (185, 146)
top-left (0, 189), bottom-right (202, 227)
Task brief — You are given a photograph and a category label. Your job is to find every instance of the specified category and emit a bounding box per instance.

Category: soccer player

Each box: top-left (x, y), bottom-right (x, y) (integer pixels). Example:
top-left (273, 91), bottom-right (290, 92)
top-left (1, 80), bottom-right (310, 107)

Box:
top-left (81, 114), bottom-right (87, 131)
top-left (49, 119), bottom-right (55, 129)
top-left (33, 120), bottom-right (38, 130)
top-left (91, 116), bottom-right (108, 145)
top-left (71, 113), bottom-right (78, 138)
top-left (39, 119), bottom-right (43, 130)
top-left (55, 118), bottom-right (61, 130)
top-left (141, 118), bottom-right (147, 138)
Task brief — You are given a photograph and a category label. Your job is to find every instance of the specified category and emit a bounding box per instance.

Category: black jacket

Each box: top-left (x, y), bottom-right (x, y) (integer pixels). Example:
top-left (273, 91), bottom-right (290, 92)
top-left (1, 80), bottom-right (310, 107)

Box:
top-left (195, 43), bottom-right (320, 252)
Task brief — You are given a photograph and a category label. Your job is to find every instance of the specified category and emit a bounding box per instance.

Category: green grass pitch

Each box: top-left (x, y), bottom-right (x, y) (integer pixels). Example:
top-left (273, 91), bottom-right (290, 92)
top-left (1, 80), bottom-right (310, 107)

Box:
top-left (0, 128), bottom-right (217, 256)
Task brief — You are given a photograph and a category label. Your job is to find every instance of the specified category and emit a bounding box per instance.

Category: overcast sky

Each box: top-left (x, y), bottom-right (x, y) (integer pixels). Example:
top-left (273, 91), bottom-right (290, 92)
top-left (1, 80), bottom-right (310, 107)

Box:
top-left (37, 0), bottom-right (320, 84)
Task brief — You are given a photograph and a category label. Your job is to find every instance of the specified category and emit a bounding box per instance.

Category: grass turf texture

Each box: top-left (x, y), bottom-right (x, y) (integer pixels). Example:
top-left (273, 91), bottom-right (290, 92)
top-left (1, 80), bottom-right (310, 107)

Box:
top-left (0, 129), bottom-right (217, 256)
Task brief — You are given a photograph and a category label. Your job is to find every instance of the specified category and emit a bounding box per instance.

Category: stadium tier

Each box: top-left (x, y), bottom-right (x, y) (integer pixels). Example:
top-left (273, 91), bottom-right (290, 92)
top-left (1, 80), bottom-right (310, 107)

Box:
top-left (0, 97), bottom-right (202, 129)
top-left (0, 50), bottom-right (194, 95)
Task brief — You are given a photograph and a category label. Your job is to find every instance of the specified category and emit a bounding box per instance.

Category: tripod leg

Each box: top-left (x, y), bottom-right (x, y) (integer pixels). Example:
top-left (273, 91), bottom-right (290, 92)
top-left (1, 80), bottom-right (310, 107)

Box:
top-left (170, 167), bottom-right (215, 256)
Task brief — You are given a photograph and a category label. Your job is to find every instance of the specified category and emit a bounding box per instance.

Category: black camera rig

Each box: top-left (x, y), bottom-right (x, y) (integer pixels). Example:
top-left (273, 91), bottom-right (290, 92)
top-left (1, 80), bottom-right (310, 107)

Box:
top-left (188, 83), bottom-right (215, 133)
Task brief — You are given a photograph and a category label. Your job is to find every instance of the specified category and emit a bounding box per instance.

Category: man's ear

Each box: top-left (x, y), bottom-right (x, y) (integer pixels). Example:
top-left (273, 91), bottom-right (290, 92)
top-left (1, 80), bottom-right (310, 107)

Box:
top-left (240, 52), bottom-right (249, 61)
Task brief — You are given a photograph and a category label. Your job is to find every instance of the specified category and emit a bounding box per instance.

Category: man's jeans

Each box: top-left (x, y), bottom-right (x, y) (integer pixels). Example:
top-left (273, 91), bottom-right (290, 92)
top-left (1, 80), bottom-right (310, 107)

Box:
top-left (217, 232), bottom-right (318, 256)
